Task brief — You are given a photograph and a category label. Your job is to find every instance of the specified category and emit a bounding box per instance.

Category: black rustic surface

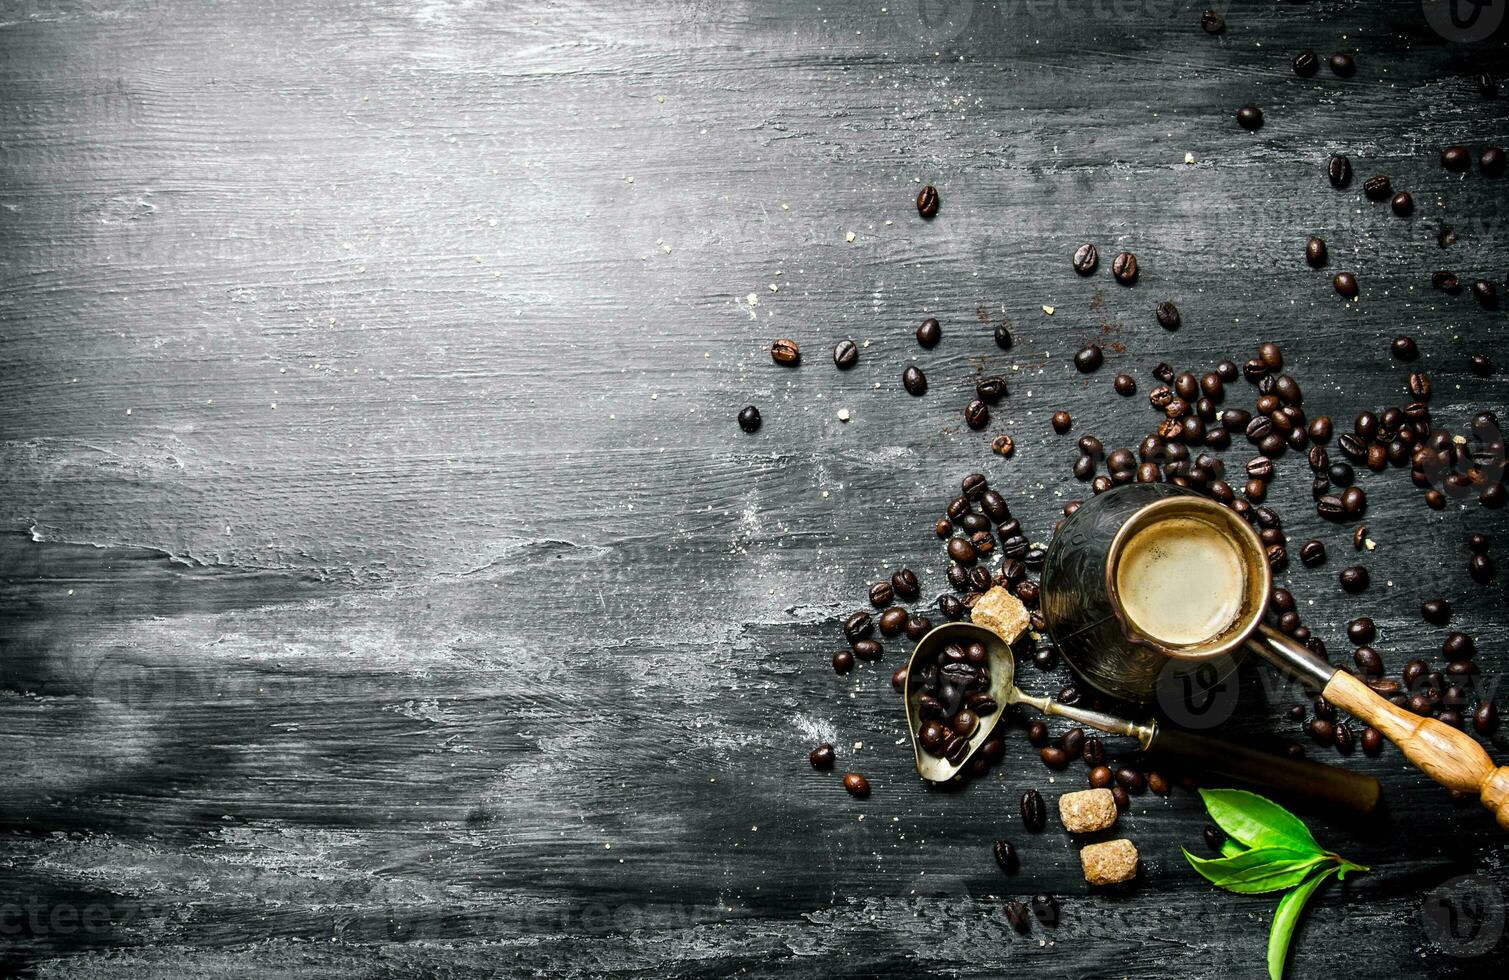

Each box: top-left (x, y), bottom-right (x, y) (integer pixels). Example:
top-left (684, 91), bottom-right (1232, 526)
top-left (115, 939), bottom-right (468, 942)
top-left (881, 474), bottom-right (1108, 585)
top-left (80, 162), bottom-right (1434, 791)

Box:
top-left (2, 1), bottom-right (1507, 977)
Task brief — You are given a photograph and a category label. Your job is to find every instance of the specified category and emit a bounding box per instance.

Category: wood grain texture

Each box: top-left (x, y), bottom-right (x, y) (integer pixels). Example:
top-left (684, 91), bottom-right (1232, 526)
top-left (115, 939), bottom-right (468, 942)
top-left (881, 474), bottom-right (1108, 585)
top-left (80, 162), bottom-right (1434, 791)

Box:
top-left (1, 0), bottom-right (1507, 977)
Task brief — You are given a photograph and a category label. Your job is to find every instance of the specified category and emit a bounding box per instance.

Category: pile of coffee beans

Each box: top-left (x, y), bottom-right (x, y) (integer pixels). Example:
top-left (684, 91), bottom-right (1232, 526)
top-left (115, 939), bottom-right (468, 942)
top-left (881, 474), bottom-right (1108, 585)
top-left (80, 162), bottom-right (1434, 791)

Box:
top-left (906, 637), bottom-right (1001, 764)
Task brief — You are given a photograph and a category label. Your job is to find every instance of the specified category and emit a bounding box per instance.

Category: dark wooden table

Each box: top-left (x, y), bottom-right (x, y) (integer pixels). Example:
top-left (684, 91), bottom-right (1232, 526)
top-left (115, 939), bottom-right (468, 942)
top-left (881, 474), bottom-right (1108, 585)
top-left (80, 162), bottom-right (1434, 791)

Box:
top-left (2, 1), bottom-right (1506, 976)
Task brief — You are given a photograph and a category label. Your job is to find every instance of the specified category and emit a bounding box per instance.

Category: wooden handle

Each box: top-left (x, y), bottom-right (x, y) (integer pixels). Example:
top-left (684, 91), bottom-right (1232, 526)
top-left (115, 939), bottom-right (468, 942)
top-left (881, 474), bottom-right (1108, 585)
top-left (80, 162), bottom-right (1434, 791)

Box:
top-left (1324, 671), bottom-right (1509, 830)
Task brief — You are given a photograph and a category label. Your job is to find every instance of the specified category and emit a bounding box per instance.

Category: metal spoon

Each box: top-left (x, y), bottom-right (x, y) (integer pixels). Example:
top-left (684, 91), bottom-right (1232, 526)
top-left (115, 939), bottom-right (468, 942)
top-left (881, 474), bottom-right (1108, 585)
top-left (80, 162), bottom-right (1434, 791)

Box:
top-left (904, 618), bottom-right (1380, 814)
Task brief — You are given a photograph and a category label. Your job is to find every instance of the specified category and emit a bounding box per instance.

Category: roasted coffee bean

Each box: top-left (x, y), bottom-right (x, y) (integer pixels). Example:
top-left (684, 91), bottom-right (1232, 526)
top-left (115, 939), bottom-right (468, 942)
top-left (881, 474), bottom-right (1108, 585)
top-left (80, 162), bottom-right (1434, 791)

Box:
top-left (1293, 48), bottom-right (1318, 76)
top-left (1113, 373), bottom-right (1137, 396)
top-left (905, 615), bottom-right (932, 641)
top-left (833, 339), bottom-right (859, 369)
top-left (1082, 737), bottom-right (1105, 767)
top-left (1147, 771), bottom-right (1170, 796)
top-left (1057, 685), bottom-right (1079, 706)
top-left (878, 607), bottom-right (909, 636)
top-left (1021, 789), bottom-right (1046, 832)
top-left (1334, 722), bottom-right (1355, 754)
top-left (1333, 272), bottom-right (1359, 298)
top-left (1040, 746), bottom-right (1069, 769)
top-left (947, 496), bottom-right (971, 520)
top-left (1004, 900), bottom-right (1030, 933)
top-left (1307, 718), bottom-right (1335, 746)
top-left (1482, 146), bottom-right (1507, 177)
top-left (891, 568), bottom-right (920, 600)
top-left (1204, 825), bottom-right (1225, 852)
top-left (1360, 727), bottom-right (1383, 755)
top-left (1236, 105), bottom-right (1263, 130)
top-left (1026, 721), bottom-right (1049, 746)
top-left (1363, 174), bottom-right (1392, 201)
top-left (1402, 659), bottom-right (1429, 690)
top-left (946, 537), bottom-right (977, 564)
top-left (1468, 533), bottom-right (1490, 554)
top-left (902, 365), bottom-right (928, 395)
top-left (1074, 344), bottom-right (1104, 373)
top-left (1337, 433), bottom-right (1367, 461)
top-left (918, 720), bottom-right (946, 753)
top-left (1060, 728), bottom-right (1085, 760)
top-left (1299, 539), bottom-right (1326, 567)
top-left (980, 491), bottom-right (1010, 523)
top-left (944, 734), bottom-right (969, 763)
top-left (1031, 893), bottom-right (1059, 928)
top-left (1432, 269), bottom-right (1462, 293)
top-left (1391, 335), bottom-right (1419, 361)
top-left (771, 338), bottom-right (801, 365)
top-left (1052, 411), bottom-right (1072, 434)
top-left (1111, 251), bottom-right (1138, 284)
top-left (810, 743), bottom-right (836, 769)
top-left (1473, 279), bottom-right (1499, 308)
top-left (952, 709), bottom-right (979, 739)
top-left (1420, 598), bottom-right (1452, 625)
top-left (1072, 242), bottom-right (1099, 275)
top-left (1155, 301), bottom-right (1181, 329)
top-left (916, 184), bottom-right (939, 217)
top-left (1391, 191), bottom-right (1414, 217)
top-left (1088, 765), bottom-right (1114, 789)
top-left (852, 639), bottom-right (882, 661)
top-left (737, 405), bottom-right (762, 432)
top-left (960, 513), bottom-right (990, 534)
top-left (868, 582), bottom-right (895, 608)
top-left (1471, 553), bottom-right (1497, 583)
top-left (1442, 145), bottom-right (1471, 171)
top-left (1354, 646), bottom-right (1383, 675)
top-left (842, 772), bottom-right (870, 798)
top-left (964, 399), bottom-right (991, 430)
top-left (1443, 632), bottom-right (1476, 660)
top-left (832, 649), bottom-right (854, 674)
top-left (1174, 372), bottom-right (1198, 400)
top-left (935, 519), bottom-right (953, 539)
top-left (976, 375), bottom-right (1008, 404)
top-left (843, 611), bottom-right (873, 641)
top-left (1309, 415), bottom-right (1333, 442)
top-left (1111, 785), bottom-right (1130, 810)
top-left (1271, 588), bottom-right (1295, 614)
top-left (1326, 153), bottom-right (1352, 188)
top-left (938, 594), bottom-right (963, 620)
top-left (916, 317), bottom-right (942, 348)
top-left (1201, 8), bottom-right (1225, 33)
top-left (1329, 51), bottom-right (1356, 76)
top-left (1115, 767), bottom-right (1145, 793)
top-left (1245, 457), bottom-right (1274, 482)
top-left (993, 839), bottom-right (1019, 874)
top-left (1407, 371), bottom-right (1431, 401)
top-left (1341, 486), bottom-right (1366, 515)
top-left (1346, 617), bottom-right (1376, 645)
top-left (1305, 236), bottom-right (1327, 267)
top-left (1475, 701), bottom-right (1500, 734)
top-left (991, 433), bottom-right (1016, 457)
top-left (1339, 565), bottom-right (1369, 593)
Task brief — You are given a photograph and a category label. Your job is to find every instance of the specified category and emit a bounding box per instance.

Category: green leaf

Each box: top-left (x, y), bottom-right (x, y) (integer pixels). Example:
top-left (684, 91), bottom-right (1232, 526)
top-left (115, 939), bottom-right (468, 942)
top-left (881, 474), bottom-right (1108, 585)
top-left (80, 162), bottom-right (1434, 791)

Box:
top-left (1267, 866), bottom-right (1339, 980)
top-left (1220, 838), bottom-right (1247, 858)
top-left (1183, 846), bottom-right (1331, 894)
top-left (1334, 859), bottom-right (1369, 880)
top-left (1198, 788), bottom-right (1322, 855)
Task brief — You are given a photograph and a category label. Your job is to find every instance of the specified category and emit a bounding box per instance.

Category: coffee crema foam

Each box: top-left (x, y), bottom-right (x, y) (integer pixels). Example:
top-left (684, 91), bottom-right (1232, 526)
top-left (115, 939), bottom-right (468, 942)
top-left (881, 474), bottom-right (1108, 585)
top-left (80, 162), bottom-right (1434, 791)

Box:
top-left (1114, 517), bottom-right (1245, 648)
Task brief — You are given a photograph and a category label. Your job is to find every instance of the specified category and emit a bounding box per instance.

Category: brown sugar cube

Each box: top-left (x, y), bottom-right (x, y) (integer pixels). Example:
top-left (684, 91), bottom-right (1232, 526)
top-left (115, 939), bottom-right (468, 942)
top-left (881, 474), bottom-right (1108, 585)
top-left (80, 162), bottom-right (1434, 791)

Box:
top-left (1080, 838), bottom-right (1139, 885)
top-left (970, 586), bottom-right (1029, 644)
top-left (1057, 788), bottom-right (1118, 833)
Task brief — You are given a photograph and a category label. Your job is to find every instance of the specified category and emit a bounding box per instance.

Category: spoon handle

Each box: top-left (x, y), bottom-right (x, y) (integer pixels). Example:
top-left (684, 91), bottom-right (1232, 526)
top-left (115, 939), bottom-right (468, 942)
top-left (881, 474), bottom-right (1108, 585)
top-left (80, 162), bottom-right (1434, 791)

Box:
top-left (1017, 692), bottom-right (1150, 741)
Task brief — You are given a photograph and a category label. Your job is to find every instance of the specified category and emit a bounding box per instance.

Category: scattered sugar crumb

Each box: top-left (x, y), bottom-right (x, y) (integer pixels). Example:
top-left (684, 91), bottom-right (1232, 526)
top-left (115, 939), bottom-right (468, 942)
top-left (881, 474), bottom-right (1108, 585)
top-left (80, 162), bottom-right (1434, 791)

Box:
top-left (1365, 538), bottom-right (1376, 550)
top-left (846, 231), bottom-right (856, 243)
top-left (837, 408), bottom-right (851, 422)
top-left (1184, 151), bottom-right (1196, 164)
top-left (1042, 305), bottom-right (1055, 315)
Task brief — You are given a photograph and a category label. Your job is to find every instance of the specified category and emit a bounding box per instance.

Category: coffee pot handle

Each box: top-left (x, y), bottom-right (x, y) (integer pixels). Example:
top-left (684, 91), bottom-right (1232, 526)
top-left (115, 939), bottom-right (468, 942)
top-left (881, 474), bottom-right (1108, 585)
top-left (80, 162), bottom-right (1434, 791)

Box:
top-left (1247, 624), bottom-right (1509, 831)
